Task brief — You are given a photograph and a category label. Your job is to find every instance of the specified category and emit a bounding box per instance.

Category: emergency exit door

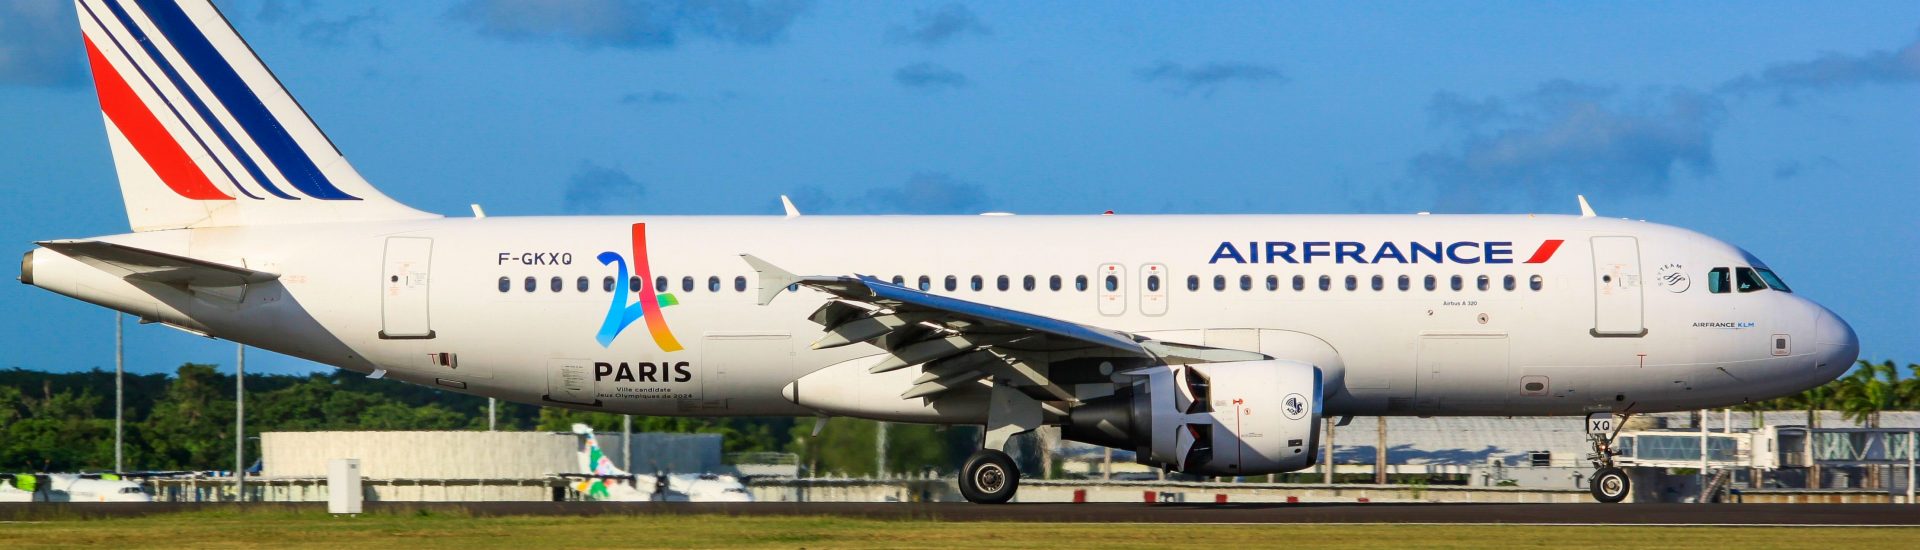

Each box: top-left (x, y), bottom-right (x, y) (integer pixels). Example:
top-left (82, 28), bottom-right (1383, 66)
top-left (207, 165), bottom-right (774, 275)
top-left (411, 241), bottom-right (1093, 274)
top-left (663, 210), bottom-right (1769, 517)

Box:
top-left (1590, 236), bottom-right (1644, 336)
top-left (380, 237), bottom-right (434, 339)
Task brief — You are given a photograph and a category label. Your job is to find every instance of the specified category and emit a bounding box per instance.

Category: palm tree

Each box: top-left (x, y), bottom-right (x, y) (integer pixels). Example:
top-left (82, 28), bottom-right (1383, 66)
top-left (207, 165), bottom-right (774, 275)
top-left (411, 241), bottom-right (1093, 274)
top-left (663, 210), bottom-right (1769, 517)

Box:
top-left (1837, 360), bottom-right (1899, 429)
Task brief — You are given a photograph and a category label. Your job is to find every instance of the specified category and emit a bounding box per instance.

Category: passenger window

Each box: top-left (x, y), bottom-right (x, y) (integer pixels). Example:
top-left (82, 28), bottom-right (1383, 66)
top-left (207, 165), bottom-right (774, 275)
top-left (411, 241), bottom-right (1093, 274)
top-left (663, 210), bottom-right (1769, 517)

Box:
top-left (1023, 275), bottom-right (1036, 291)
top-left (1476, 275), bottom-right (1489, 291)
top-left (603, 276), bottom-right (615, 292)
top-left (682, 276), bottom-right (695, 292)
top-left (918, 275), bottom-right (931, 291)
top-left (1371, 275), bottom-right (1383, 291)
top-left (1318, 275), bottom-right (1331, 291)
top-left (891, 275), bottom-right (905, 286)
top-left (1187, 275), bottom-right (1200, 291)
top-left (655, 276), bottom-right (668, 293)
top-left (1529, 275), bottom-right (1544, 291)
top-left (524, 277), bottom-right (536, 292)
top-left (1397, 275), bottom-right (1410, 291)
top-left (550, 277), bottom-right (563, 292)
top-left (944, 275), bottom-right (957, 292)
top-left (1735, 267), bottom-right (1767, 293)
top-left (576, 276), bottom-right (589, 293)
top-left (1049, 275), bottom-right (1062, 291)
top-left (1450, 275), bottom-right (1463, 291)
top-left (1755, 268), bottom-right (1791, 293)
top-left (1239, 275), bottom-right (1252, 291)
top-left (1293, 275), bottom-right (1305, 291)
top-left (1503, 275), bottom-right (1515, 291)
top-left (998, 275), bottom-right (1011, 291)
top-left (707, 276), bottom-right (720, 292)
top-left (1344, 275), bottom-right (1357, 291)
top-left (1147, 274), bottom-right (1162, 292)
top-left (498, 277), bottom-right (511, 293)
top-left (1424, 275), bottom-right (1436, 291)
top-left (1104, 275), bottom-right (1118, 292)
top-left (1266, 275), bottom-right (1279, 291)
top-left (1075, 275), bottom-right (1088, 291)
top-left (734, 276), bottom-right (747, 292)
top-left (971, 275), bottom-right (984, 291)
top-left (1213, 275), bottom-right (1226, 291)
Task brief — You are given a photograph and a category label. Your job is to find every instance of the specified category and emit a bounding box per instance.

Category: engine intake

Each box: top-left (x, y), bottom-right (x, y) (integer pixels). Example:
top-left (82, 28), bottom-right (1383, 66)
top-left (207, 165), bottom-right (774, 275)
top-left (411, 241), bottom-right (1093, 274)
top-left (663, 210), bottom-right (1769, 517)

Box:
top-left (1063, 360), bottom-right (1321, 476)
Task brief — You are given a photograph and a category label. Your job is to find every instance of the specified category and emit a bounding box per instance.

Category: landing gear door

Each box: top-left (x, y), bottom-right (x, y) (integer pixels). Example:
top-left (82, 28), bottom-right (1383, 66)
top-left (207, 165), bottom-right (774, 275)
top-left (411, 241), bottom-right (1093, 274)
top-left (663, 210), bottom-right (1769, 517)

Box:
top-left (1590, 236), bottom-right (1644, 336)
top-left (380, 237), bottom-right (434, 339)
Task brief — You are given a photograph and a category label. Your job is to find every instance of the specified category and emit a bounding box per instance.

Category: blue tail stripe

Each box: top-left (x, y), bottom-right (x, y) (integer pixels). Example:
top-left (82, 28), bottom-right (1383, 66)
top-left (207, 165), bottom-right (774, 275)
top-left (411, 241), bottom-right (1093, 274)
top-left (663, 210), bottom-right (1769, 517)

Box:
top-left (98, 0), bottom-right (282, 199)
top-left (129, 0), bottom-right (360, 201)
top-left (81, 1), bottom-right (259, 200)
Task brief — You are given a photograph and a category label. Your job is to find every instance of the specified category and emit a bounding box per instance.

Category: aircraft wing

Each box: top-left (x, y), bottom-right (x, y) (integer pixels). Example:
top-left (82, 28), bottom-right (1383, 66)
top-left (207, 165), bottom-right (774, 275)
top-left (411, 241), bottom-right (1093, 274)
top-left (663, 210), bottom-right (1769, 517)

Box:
top-left (742, 255), bottom-right (1264, 400)
top-left (37, 240), bottom-right (277, 288)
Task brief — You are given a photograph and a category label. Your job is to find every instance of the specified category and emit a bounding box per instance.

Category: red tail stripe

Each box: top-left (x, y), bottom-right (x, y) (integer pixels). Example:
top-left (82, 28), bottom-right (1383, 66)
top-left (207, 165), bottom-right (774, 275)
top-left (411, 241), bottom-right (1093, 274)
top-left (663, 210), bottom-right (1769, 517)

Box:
top-left (1524, 239), bottom-right (1564, 264)
top-left (85, 37), bottom-right (232, 201)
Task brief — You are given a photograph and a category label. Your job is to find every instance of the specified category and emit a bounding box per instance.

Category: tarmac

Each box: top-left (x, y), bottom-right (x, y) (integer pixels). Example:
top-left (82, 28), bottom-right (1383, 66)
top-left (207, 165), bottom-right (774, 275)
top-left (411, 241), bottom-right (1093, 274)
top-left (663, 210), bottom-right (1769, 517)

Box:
top-left (3, 502), bottom-right (1917, 525)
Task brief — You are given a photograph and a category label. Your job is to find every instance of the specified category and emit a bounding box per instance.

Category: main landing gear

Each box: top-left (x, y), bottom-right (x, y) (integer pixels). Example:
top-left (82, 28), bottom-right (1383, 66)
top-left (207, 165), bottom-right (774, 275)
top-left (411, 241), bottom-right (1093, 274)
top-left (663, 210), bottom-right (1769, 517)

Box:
top-left (959, 379), bottom-right (1041, 504)
top-left (1585, 412), bottom-right (1633, 503)
top-left (959, 449), bottom-right (1019, 504)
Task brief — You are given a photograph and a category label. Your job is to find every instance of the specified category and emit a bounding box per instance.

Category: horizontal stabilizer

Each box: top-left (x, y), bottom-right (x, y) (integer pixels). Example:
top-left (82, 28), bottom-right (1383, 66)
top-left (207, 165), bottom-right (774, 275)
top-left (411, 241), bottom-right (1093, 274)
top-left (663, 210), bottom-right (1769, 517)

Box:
top-left (37, 240), bottom-right (276, 287)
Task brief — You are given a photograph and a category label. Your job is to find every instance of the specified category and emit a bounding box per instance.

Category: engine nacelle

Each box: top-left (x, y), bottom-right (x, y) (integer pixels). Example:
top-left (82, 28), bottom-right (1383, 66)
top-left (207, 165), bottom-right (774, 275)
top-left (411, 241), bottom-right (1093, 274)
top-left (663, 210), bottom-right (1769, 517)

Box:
top-left (1062, 360), bottom-right (1320, 476)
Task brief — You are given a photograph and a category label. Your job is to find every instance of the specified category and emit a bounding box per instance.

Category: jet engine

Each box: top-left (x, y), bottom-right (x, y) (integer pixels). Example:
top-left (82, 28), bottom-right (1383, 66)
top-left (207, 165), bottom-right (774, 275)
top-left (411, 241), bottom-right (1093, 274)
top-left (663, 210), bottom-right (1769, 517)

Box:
top-left (1062, 360), bottom-right (1320, 476)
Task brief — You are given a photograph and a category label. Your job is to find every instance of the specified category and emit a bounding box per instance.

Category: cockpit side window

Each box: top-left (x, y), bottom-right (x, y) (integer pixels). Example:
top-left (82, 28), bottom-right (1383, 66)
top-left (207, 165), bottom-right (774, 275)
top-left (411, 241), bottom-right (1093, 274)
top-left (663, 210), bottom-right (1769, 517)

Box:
top-left (1734, 267), bottom-right (1767, 293)
top-left (1754, 268), bottom-right (1791, 293)
top-left (1707, 268), bottom-right (1730, 294)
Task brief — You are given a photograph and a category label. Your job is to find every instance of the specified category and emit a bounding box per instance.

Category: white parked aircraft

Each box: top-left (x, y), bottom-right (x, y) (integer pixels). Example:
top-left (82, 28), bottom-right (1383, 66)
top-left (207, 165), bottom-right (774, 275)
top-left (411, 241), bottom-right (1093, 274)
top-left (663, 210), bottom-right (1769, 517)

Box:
top-left (0, 474), bottom-right (152, 503)
top-left (567, 424), bottom-right (752, 502)
top-left (25, 0), bottom-right (1858, 504)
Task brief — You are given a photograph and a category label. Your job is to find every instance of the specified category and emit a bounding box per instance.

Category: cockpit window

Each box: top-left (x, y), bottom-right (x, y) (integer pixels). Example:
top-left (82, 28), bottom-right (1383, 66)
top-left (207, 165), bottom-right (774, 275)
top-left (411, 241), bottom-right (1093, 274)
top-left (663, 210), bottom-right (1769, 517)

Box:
top-left (1734, 267), bottom-right (1767, 293)
top-left (1707, 268), bottom-right (1729, 294)
top-left (1754, 268), bottom-right (1791, 293)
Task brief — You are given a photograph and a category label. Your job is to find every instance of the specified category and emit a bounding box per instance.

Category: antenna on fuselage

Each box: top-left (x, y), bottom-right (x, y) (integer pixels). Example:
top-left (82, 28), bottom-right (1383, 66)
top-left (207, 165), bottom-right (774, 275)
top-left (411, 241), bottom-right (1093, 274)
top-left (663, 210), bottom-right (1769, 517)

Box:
top-left (1576, 195), bottom-right (1596, 218)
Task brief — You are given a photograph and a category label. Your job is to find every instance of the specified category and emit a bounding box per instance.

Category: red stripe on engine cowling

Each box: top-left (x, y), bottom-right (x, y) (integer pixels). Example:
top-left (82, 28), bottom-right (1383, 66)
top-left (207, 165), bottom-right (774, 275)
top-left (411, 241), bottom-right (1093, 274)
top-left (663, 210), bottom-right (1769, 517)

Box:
top-left (1524, 239), bottom-right (1564, 263)
top-left (84, 37), bottom-right (232, 201)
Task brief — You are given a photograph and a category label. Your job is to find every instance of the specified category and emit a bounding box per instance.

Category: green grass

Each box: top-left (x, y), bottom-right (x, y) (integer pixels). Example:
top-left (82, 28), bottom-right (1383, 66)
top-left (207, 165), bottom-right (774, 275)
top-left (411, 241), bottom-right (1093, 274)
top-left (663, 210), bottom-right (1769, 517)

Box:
top-left (0, 508), bottom-right (1914, 549)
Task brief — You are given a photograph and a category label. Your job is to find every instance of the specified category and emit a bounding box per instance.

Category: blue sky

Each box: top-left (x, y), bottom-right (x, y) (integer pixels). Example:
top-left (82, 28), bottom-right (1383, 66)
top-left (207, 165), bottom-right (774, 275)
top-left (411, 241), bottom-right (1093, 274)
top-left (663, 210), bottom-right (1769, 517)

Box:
top-left (1, 1), bottom-right (1915, 375)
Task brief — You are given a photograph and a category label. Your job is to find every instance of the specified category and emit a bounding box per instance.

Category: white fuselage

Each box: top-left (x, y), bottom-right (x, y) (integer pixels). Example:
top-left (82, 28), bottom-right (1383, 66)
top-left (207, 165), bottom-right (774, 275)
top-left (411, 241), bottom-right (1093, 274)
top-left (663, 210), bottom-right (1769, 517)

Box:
top-left (25, 214), bottom-right (1857, 422)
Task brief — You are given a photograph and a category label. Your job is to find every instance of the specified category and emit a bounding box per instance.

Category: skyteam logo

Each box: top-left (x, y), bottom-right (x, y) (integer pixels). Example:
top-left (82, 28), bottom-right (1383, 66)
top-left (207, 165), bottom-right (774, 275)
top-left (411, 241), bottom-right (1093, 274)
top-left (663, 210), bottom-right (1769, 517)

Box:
top-left (594, 223), bottom-right (683, 351)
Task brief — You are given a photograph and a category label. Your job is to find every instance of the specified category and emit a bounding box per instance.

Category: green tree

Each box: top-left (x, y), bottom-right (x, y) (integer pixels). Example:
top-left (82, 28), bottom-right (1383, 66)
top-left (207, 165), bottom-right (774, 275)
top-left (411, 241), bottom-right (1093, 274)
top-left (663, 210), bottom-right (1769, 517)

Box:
top-left (1837, 360), bottom-right (1901, 428)
top-left (137, 364), bottom-right (234, 470)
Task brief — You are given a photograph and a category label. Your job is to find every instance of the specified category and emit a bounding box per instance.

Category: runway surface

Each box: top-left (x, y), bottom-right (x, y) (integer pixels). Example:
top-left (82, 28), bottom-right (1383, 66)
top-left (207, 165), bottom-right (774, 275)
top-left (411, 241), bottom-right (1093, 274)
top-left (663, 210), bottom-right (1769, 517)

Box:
top-left (5, 502), bottom-right (1917, 525)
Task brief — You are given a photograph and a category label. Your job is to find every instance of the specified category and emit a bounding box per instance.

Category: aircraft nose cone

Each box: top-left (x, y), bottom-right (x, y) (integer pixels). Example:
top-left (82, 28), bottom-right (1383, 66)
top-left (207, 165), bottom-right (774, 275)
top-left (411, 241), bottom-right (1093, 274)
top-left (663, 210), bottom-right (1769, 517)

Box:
top-left (1814, 307), bottom-right (1859, 370)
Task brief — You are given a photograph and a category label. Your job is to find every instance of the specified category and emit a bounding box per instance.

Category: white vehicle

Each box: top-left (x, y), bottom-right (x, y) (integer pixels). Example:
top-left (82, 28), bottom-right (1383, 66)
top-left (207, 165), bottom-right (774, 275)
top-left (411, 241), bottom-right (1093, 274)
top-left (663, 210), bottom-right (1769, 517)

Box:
top-left (26, 0), bottom-right (1858, 504)
top-left (568, 424), bottom-right (751, 502)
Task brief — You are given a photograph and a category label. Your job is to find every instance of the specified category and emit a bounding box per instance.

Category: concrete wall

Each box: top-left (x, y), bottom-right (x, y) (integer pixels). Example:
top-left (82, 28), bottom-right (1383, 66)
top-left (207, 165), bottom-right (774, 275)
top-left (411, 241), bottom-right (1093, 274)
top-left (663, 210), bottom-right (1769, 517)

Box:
top-left (261, 431), bottom-right (577, 479)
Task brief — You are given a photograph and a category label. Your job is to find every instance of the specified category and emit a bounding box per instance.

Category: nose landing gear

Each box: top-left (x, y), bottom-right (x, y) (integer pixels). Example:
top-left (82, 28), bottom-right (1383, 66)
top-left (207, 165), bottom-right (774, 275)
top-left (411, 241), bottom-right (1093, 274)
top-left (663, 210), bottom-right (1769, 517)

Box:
top-left (1585, 412), bottom-right (1633, 503)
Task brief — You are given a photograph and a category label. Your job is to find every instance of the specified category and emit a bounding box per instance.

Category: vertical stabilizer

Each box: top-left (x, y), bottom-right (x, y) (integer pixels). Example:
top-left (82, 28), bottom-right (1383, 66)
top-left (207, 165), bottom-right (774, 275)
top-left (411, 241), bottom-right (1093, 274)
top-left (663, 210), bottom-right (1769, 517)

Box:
top-left (74, 0), bottom-right (436, 231)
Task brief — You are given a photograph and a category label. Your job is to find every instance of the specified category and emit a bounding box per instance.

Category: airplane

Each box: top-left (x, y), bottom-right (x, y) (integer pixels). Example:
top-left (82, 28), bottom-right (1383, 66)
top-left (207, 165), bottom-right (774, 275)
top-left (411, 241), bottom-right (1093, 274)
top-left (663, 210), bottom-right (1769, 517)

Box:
top-left (0, 474), bottom-right (153, 503)
top-left (566, 424), bottom-right (752, 502)
top-left (22, 0), bottom-right (1859, 504)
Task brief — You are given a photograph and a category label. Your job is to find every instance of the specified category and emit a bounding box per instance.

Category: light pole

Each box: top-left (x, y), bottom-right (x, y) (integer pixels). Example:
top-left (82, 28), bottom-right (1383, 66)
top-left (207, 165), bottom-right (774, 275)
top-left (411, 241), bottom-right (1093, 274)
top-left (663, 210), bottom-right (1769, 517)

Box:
top-left (235, 344), bottom-right (246, 503)
top-left (114, 312), bottom-right (124, 473)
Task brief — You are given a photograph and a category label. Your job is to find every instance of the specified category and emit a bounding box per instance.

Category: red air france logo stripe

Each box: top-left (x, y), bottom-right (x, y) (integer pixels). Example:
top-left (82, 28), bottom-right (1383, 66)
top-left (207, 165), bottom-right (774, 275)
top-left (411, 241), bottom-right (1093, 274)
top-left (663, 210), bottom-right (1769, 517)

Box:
top-left (84, 37), bottom-right (232, 201)
top-left (1524, 239), bottom-right (1564, 264)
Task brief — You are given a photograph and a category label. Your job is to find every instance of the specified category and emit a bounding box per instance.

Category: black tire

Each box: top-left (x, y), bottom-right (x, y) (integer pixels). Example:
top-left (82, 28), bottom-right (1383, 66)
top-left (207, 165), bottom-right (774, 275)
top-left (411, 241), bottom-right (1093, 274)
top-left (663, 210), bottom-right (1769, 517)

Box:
top-left (959, 449), bottom-right (1019, 504)
top-left (1590, 467), bottom-right (1630, 503)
